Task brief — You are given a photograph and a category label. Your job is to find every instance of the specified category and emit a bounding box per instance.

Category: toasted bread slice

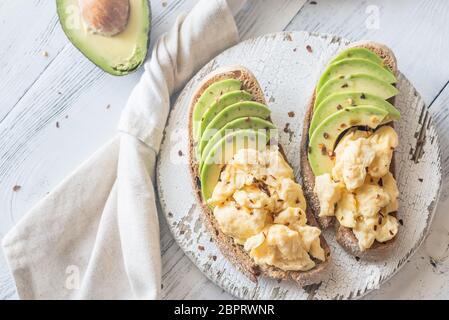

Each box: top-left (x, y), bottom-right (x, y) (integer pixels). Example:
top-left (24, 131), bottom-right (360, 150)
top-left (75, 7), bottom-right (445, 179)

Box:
top-left (188, 66), bottom-right (330, 285)
top-left (300, 42), bottom-right (399, 258)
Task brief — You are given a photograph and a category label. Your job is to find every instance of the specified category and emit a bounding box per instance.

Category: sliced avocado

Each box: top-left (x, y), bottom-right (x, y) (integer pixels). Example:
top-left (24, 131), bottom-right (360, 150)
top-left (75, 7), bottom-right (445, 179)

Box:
top-left (200, 102), bottom-right (271, 151)
top-left (309, 92), bottom-right (400, 136)
top-left (199, 117), bottom-right (275, 172)
top-left (201, 129), bottom-right (269, 202)
top-left (57, 0), bottom-right (151, 76)
top-left (308, 106), bottom-right (389, 176)
top-left (331, 47), bottom-right (386, 68)
top-left (314, 74), bottom-right (398, 109)
top-left (192, 79), bottom-right (242, 142)
top-left (199, 90), bottom-right (253, 139)
top-left (316, 58), bottom-right (397, 92)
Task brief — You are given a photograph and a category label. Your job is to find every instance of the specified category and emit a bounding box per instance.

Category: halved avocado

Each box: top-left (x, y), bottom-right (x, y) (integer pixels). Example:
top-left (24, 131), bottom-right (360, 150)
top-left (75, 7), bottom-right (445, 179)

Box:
top-left (199, 90), bottom-right (253, 139)
top-left (199, 117), bottom-right (275, 171)
top-left (314, 74), bottom-right (398, 109)
top-left (308, 106), bottom-right (389, 176)
top-left (316, 58), bottom-right (396, 93)
top-left (200, 101), bottom-right (271, 152)
top-left (331, 47), bottom-right (386, 68)
top-left (192, 79), bottom-right (242, 142)
top-left (201, 129), bottom-right (269, 202)
top-left (309, 92), bottom-right (400, 136)
top-left (56, 0), bottom-right (151, 76)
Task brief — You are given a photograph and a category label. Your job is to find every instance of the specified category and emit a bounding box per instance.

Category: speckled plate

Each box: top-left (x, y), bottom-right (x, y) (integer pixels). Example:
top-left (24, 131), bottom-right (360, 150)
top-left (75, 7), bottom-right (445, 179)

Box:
top-left (156, 31), bottom-right (442, 299)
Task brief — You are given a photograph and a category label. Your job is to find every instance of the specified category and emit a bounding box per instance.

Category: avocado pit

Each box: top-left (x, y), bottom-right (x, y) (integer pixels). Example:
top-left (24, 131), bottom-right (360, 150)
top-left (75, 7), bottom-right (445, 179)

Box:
top-left (79, 0), bottom-right (130, 36)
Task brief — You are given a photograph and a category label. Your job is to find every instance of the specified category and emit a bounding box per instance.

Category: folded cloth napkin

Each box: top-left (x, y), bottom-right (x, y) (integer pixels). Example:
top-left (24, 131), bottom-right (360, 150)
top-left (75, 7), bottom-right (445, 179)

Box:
top-left (2, 0), bottom-right (241, 300)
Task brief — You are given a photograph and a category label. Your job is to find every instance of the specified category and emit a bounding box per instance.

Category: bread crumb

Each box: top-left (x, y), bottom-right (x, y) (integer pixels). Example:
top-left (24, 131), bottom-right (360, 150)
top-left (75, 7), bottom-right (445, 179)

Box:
top-left (13, 185), bottom-right (21, 192)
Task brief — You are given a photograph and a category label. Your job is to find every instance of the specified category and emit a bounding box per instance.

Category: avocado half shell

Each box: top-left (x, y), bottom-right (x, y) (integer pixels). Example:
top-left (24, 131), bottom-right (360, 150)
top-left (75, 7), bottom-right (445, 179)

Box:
top-left (56, 0), bottom-right (152, 76)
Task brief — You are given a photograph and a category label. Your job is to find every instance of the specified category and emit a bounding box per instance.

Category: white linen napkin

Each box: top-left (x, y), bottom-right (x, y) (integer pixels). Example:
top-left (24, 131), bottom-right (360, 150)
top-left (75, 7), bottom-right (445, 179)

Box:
top-left (1, 0), bottom-right (241, 300)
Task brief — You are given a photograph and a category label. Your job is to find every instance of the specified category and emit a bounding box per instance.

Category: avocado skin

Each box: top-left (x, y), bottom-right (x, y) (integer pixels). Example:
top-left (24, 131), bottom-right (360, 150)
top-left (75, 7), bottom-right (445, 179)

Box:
top-left (56, 0), bottom-right (151, 76)
top-left (308, 106), bottom-right (388, 176)
top-left (309, 92), bottom-right (400, 137)
top-left (201, 129), bottom-right (269, 202)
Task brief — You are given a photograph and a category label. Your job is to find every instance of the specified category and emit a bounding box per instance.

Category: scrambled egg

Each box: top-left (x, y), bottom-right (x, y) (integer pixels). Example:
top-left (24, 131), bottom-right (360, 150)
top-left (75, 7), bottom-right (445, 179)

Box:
top-left (208, 147), bottom-right (325, 271)
top-left (335, 189), bottom-right (357, 228)
top-left (314, 173), bottom-right (343, 217)
top-left (314, 126), bottom-right (400, 251)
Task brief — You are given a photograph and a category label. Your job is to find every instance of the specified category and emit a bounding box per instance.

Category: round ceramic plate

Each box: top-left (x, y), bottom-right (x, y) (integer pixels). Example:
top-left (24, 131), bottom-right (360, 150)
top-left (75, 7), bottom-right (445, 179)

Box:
top-left (156, 31), bottom-right (442, 299)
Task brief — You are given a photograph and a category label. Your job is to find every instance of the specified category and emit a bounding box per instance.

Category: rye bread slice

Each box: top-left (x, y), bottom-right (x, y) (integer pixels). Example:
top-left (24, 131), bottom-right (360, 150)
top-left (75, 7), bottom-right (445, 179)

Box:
top-left (188, 66), bottom-right (330, 285)
top-left (300, 42), bottom-right (399, 259)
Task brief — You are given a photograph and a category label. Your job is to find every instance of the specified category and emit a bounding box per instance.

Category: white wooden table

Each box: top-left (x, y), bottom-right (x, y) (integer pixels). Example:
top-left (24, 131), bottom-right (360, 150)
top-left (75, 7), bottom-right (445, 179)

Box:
top-left (1, 0), bottom-right (448, 300)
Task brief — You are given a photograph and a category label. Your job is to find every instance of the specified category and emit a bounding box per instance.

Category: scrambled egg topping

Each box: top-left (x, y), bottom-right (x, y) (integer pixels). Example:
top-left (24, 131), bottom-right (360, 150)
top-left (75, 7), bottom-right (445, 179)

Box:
top-left (208, 147), bottom-right (325, 271)
top-left (314, 126), bottom-right (400, 251)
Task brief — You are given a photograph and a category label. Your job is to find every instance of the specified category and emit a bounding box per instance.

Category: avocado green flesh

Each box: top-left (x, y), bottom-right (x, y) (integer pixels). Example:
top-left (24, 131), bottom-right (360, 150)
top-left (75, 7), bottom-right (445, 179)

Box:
top-left (192, 79), bottom-right (242, 142)
top-left (332, 47), bottom-right (385, 67)
top-left (199, 90), bottom-right (253, 139)
top-left (309, 92), bottom-right (400, 136)
top-left (201, 102), bottom-right (271, 151)
top-left (56, 0), bottom-right (151, 76)
top-left (314, 74), bottom-right (399, 109)
top-left (308, 106), bottom-right (388, 176)
top-left (201, 130), bottom-right (269, 202)
top-left (199, 117), bottom-right (275, 172)
top-left (316, 58), bottom-right (396, 93)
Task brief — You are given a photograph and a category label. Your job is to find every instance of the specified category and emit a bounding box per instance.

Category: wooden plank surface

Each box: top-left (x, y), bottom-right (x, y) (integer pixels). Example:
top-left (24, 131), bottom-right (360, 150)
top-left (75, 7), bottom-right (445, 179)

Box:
top-left (1, 0), bottom-right (449, 300)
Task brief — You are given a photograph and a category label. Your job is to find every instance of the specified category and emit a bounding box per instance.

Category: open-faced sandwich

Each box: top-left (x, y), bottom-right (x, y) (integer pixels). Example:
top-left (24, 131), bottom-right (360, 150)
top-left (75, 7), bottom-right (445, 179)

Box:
top-left (188, 67), bottom-right (330, 285)
top-left (300, 43), bottom-right (401, 258)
